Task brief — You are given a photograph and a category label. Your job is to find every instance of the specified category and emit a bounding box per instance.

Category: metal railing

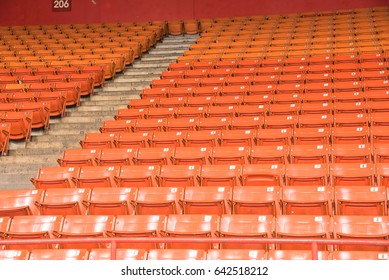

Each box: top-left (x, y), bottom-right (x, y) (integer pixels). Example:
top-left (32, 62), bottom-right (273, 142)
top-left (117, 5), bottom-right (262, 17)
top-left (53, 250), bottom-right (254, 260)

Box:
top-left (1, 237), bottom-right (389, 260)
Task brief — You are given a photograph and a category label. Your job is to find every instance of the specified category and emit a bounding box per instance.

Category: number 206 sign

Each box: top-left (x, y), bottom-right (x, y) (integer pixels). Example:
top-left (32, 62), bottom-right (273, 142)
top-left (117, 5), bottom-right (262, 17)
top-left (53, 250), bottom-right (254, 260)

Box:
top-left (52, 0), bottom-right (72, 12)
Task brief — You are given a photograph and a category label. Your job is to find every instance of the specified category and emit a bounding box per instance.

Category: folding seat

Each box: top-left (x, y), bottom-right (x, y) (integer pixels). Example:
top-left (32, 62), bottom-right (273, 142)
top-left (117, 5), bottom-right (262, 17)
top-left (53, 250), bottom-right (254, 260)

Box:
top-left (0, 123), bottom-right (10, 156)
top-left (281, 185), bottom-right (333, 215)
top-left (285, 163), bottom-right (329, 186)
top-left (74, 166), bottom-right (120, 188)
top-left (184, 69), bottom-right (208, 79)
top-left (132, 186), bottom-right (183, 215)
top-left (278, 74), bottom-right (305, 85)
top-left (156, 164), bottom-right (201, 187)
top-left (330, 163), bottom-right (375, 186)
top-left (334, 185), bottom-right (387, 216)
top-left (218, 129), bottom-right (254, 147)
top-left (58, 148), bottom-right (100, 167)
top-left (267, 250), bottom-right (330, 260)
top-left (186, 96), bottom-right (215, 108)
top-left (80, 132), bottom-right (117, 149)
top-left (29, 249), bottom-right (89, 260)
top-left (333, 113), bottom-right (369, 127)
top-left (230, 185), bottom-right (281, 216)
top-left (114, 108), bottom-right (146, 120)
top-left (0, 111), bottom-right (32, 141)
top-left (0, 189), bottom-right (41, 217)
top-left (43, 74), bottom-right (68, 83)
top-left (275, 215), bottom-right (332, 250)
top-left (208, 68), bottom-right (232, 78)
top-left (214, 95), bottom-right (244, 107)
top-left (289, 144), bottom-right (330, 164)
top-left (50, 82), bottom-right (81, 107)
top-left (67, 73), bottom-right (95, 96)
top-left (158, 96), bottom-right (187, 107)
top-left (302, 92), bottom-right (333, 104)
top-left (251, 75), bottom-right (279, 86)
top-left (193, 86), bottom-right (221, 97)
top-left (374, 144), bottom-right (389, 163)
top-left (114, 165), bottom-right (160, 188)
top-left (206, 105), bottom-right (237, 118)
top-left (268, 103), bottom-right (300, 116)
top-left (333, 71), bottom-right (361, 83)
top-left (209, 146), bottom-right (249, 165)
top-left (2, 83), bottom-right (30, 94)
top-left (106, 215), bottom-right (166, 249)
top-left (170, 146), bottom-right (210, 165)
top-left (161, 214), bottom-right (220, 250)
top-left (164, 117), bottom-right (198, 132)
top-left (370, 112), bottom-right (389, 126)
top-left (133, 147), bottom-right (174, 166)
top-left (35, 187), bottom-right (90, 216)
top-left (333, 101), bottom-right (367, 114)
top-left (6, 91), bottom-right (34, 103)
top-left (331, 126), bottom-right (369, 144)
top-left (197, 116), bottom-right (231, 131)
top-left (148, 131), bottom-right (186, 148)
top-left (200, 164), bottom-right (241, 188)
top-left (128, 98), bottom-right (158, 109)
top-left (361, 70), bottom-right (389, 81)
top-left (79, 65), bottom-right (105, 87)
top-left (0, 76), bottom-right (19, 85)
top-left (168, 62), bottom-right (192, 71)
top-left (305, 73), bottom-right (332, 83)
top-left (175, 106), bottom-right (207, 119)
top-left (88, 248), bottom-right (147, 260)
top-left (368, 101), bottom-right (389, 114)
top-left (151, 78), bottom-right (176, 89)
top-left (331, 144), bottom-right (372, 163)
top-left (237, 100), bottom-right (270, 115)
top-left (31, 166), bottom-right (81, 189)
top-left (112, 132), bottom-right (150, 149)
top-left (191, 61), bottom-right (215, 70)
top-left (263, 115), bottom-right (297, 129)
top-left (249, 145), bottom-right (289, 164)
top-left (304, 82), bottom-right (332, 94)
top-left (297, 114), bottom-right (333, 129)
top-left (231, 68), bottom-right (257, 78)
top-left (26, 82), bottom-right (52, 94)
top-left (333, 91), bottom-right (365, 103)
top-left (332, 251), bottom-right (389, 260)
top-left (17, 101), bottom-right (51, 130)
top-left (371, 126), bottom-right (389, 146)
top-left (133, 118), bottom-right (167, 132)
top-left (99, 119), bottom-right (133, 133)
top-left (1, 215), bottom-right (63, 250)
top-left (255, 128), bottom-right (292, 146)
top-left (180, 186), bottom-right (231, 215)
top-left (217, 214), bottom-right (274, 250)
top-left (53, 215), bottom-right (115, 249)
top-left (83, 187), bottom-right (137, 215)
top-left (96, 148), bottom-right (137, 166)
top-left (241, 164), bottom-right (285, 187)
top-left (0, 250), bottom-right (30, 260)
top-left (333, 216), bottom-right (389, 251)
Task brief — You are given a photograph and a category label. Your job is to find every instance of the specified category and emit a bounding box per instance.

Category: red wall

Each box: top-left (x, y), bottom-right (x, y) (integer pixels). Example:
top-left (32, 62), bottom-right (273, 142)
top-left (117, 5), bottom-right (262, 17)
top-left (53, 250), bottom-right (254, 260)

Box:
top-left (0, 0), bottom-right (387, 26)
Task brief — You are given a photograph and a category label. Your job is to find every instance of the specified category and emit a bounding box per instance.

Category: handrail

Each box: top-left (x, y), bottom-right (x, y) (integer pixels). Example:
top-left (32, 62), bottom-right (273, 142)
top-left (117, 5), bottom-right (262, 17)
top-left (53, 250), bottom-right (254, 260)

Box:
top-left (1, 237), bottom-right (389, 260)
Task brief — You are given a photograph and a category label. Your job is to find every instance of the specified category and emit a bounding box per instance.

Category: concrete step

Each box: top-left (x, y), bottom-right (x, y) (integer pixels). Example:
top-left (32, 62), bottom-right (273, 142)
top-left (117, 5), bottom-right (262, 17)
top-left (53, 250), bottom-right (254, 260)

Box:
top-left (67, 104), bottom-right (128, 112)
top-left (66, 111), bottom-right (117, 118)
top-left (0, 180), bottom-right (34, 190)
top-left (31, 134), bottom-right (85, 143)
top-left (80, 100), bottom-right (131, 106)
top-left (60, 116), bottom-right (112, 124)
top-left (46, 127), bottom-right (100, 135)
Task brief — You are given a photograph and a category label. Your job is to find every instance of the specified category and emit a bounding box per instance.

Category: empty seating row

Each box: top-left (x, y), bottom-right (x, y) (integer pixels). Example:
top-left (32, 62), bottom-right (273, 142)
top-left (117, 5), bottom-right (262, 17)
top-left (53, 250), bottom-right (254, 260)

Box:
top-left (87, 127), bottom-right (389, 148)
top-left (0, 184), bottom-right (388, 217)
top-left (1, 214), bottom-right (389, 251)
top-left (29, 163), bottom-right (389, 189)
top-left (59, 144), bottom-right (389, 165)
top-left (149, 77), bottom-right (388, 91)
top-left (1, 248), bottom-right (389, 260)
top-left (169, 54), bottom-right (389, 70)
top-left (0, 65), bottom-right (105, 87)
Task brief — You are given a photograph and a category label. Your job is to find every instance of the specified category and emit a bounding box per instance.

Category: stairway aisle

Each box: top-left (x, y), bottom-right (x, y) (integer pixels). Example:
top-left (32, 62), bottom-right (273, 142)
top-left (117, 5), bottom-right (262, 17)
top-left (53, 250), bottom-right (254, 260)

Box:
top-left (0, 34), bottom-right (199, 190)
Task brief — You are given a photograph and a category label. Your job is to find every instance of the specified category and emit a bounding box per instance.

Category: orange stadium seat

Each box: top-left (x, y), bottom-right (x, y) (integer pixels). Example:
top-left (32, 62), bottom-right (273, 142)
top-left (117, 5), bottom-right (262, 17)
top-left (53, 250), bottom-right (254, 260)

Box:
top-left (106, 215), bottom-right (166, 250)
top-left (35, 188), bottom-right (90, 216)
top-left (162, 214), bottom-right (220, 250)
